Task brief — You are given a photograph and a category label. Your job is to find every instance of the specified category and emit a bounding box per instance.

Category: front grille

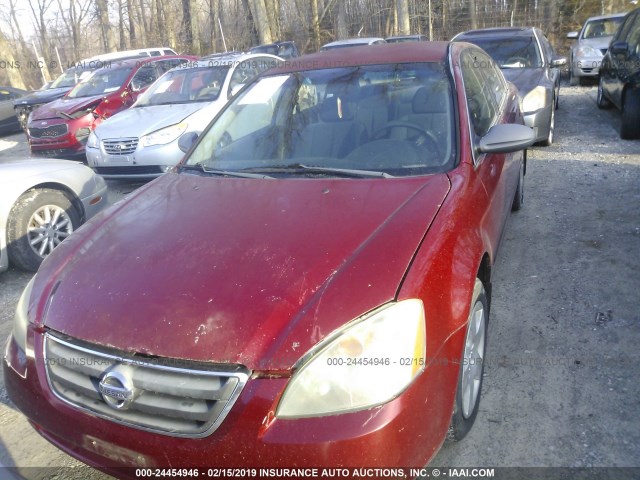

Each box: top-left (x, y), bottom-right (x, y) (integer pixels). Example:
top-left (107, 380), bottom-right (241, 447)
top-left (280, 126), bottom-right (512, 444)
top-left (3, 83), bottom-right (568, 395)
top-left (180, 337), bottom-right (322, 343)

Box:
top-left (29, 124), bottom-right (68, 138)
top-left (94, 166), bottom-right (165, 175)
top-left (44, 333), bottom-right (249, 437)
top-left (103, 138), bottom-right (138, 155)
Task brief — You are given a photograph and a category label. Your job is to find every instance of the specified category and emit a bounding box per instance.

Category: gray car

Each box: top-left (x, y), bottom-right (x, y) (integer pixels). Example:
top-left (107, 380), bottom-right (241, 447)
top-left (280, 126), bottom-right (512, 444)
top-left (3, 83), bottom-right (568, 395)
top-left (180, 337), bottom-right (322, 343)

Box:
top-left (86, 53), bottom-right (281, 179)
top-left (453, 27), bottom-right (566, 146)
top-left (0, 159), bottom-right (107, 272)
top-left (567, 13), bottom-right (626, 85)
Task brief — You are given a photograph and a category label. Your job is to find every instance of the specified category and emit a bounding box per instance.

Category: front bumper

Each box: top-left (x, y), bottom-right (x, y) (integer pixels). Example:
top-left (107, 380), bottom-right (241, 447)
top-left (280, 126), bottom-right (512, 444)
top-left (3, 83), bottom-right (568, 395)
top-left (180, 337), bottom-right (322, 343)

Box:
top-left (524, 103), bottom-right (553, 143)
top-left (86, 141), bottom-right (184, 179)
top-left (571, 57), bottom-right (603, 78)
top-left (4, 327), bottom-right (459, 476)
top-left (28, 115), bottom-right (94, 159)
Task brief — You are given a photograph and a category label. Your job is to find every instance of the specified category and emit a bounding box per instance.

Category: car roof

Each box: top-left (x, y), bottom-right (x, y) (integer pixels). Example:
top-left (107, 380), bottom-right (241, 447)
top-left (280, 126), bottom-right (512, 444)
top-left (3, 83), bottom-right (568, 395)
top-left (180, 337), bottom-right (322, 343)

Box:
top-left (583, 13), bottom-right (627, 22)
top-left (90, 55), bottom-right (193, 73)
top-left (453, 27), bottom-right (536, 40)
top-left (269, 42), bottom-right (450, 75)
top-left (322, 37), bottom-right (386, 47)
top-left (182, 53), bottom-right (282, 70)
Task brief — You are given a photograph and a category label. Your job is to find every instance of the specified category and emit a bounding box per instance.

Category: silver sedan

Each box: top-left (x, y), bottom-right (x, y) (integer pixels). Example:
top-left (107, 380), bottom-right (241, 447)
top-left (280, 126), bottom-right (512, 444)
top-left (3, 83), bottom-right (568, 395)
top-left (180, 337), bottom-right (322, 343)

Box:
top-left (0, 159), bottom-right (108, 272)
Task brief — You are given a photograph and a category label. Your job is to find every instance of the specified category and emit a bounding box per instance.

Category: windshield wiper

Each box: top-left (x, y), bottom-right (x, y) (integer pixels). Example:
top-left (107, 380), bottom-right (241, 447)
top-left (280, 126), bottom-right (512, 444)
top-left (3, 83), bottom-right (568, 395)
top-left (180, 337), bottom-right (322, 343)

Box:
top-left (242, 163), bottom-right (393, 178)
top-left (180, 163), bottom-right (274, 179)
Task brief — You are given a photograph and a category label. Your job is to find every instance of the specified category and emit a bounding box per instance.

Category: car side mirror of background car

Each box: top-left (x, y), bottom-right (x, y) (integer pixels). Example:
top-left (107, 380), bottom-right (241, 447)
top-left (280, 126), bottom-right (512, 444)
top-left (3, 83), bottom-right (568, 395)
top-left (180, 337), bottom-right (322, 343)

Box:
top-left (479, 124), bottom-right (535, 154)
top-left (550, 57), bottom-right (567, 68)
top-left (610, 41), bottom-right (629, 56)
top-left (178, 131), bottom-right (199, 153)
top-left (567, 31), bottom-right (579, 40)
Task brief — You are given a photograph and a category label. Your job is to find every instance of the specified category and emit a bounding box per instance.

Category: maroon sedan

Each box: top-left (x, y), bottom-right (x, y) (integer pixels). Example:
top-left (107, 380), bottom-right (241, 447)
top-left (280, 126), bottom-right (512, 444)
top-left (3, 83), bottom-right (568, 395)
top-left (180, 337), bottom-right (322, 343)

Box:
top-left (5, 42), bottom-right (534, 474)
top-left (26, 55), bottom-right (195, 159)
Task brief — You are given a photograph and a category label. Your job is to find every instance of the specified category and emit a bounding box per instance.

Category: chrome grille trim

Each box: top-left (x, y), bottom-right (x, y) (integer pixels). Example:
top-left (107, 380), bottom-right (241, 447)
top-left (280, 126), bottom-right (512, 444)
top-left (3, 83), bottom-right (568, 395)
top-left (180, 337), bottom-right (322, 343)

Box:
top-left (102, 138), bottom-right (139, 155)
top-left (44, 333), bottom-right (250, 438)
top-left (29, 124), bottom-right (68, 138)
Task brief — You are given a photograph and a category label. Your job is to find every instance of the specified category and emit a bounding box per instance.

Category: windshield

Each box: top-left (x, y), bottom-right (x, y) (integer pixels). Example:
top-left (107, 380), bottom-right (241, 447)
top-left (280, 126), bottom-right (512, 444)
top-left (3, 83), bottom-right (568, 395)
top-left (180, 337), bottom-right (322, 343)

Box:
top-left (67, 67), bottom-right (132, 98)
top-left (135, 65), bottom-right (231, 107)
top-left (49, 67), bottom-right (94, 89)
top-left (185, 62), bottom-right (456, 178)
top-left (582, 18), bottom-right (624, 39)
top-left (467, 37), bottom-right (543, 68)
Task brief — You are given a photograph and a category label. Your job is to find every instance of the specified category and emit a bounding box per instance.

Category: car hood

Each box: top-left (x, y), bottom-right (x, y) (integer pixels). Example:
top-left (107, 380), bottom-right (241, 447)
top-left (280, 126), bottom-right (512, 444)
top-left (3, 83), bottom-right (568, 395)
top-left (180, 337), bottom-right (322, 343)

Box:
top-left (13, 87), bottom-right (71, 107)
top-left (29, 95), bottom-right (104, 121)
top-left (578, 36), bottom-right (614, 50)
top-left (0, 158), bottom-right (84, 185)
top-left (34, 172), bottom-right (450, 371)
top-left (501, 68), bottom-right (548, 96)
top-left (95, 102), bottom-right (217, 139)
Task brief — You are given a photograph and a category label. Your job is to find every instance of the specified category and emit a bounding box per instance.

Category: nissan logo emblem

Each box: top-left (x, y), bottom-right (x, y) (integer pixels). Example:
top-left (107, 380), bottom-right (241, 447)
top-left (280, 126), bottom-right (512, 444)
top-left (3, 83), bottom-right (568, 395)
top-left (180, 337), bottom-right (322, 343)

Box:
top-left (98, 370), bottom-right (136, 410)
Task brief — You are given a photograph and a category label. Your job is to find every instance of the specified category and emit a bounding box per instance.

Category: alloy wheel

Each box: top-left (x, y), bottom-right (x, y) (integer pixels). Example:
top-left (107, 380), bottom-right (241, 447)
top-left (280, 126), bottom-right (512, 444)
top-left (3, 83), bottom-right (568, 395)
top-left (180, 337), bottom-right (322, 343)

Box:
top-left (461, 300), bottom-right (486, 419)
top-left (27, 204), bottom-right (74, 258)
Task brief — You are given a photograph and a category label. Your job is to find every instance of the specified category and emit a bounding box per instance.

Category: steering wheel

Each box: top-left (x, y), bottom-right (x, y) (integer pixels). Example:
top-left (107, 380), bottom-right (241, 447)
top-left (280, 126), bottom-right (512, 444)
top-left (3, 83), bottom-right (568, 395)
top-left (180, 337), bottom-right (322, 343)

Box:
top-left (504, 56), bottom-right (529, 67)
top-left (372, 122), bottom-right (441, 157)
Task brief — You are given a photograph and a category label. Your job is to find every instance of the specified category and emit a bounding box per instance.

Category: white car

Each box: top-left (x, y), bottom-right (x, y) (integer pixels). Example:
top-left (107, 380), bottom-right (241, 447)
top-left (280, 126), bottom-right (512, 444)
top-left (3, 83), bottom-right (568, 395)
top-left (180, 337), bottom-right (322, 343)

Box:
top-left (86, 53), bottom-right (281, 178)
top-left (0, 159), bottom-right (108, 272)
top-left (320, 37), bottom-right (386, 50)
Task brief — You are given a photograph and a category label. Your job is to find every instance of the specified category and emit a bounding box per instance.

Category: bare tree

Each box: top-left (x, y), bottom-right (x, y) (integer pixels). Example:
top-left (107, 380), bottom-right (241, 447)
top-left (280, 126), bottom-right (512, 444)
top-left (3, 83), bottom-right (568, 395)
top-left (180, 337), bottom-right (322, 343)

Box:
top-left (249, 0), bottom-right (273, 44)
top-left (56, 0), bottom-right (93, 60)
top-left (0, 30), bottom-right (27, 89)
top-left (397, 0), bottom-right (410, 35)
top-left (96, 0), bottom-right (117, 51)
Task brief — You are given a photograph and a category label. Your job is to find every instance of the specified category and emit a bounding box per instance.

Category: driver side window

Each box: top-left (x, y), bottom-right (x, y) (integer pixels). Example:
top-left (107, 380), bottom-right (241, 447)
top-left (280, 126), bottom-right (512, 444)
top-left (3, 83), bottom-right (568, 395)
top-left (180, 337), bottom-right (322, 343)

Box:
top-left (460, 50), bottom-right (497, 138)
top-left (130, 65), bottom-right (157, 91)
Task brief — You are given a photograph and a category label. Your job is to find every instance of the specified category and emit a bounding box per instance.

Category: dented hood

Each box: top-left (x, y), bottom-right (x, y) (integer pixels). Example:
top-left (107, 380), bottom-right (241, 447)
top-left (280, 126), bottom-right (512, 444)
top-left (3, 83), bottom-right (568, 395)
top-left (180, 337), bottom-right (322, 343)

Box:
top-left (29, 94), bottom-right (104, 121)
top-left (34, 172), bottom-right (450, 371)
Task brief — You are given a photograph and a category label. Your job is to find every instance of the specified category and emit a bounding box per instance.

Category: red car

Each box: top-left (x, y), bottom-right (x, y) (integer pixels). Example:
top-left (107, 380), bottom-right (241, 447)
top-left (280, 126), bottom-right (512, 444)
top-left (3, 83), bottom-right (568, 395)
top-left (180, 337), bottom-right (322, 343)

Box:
top-left (26, 55), bottom-right (195, 159)
top-left (5, 42), bottom-right (534, 475)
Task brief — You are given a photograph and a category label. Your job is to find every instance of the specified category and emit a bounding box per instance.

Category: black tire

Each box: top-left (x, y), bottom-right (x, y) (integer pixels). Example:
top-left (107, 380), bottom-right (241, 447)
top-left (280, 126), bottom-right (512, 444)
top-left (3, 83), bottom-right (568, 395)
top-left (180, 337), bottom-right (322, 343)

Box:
top-left (621, 88), bottom-right (640, 140)
top-left (597, 76), bottom-right (612, 109)
top-left (540, 101), bottom-right (555, 147)
top-left (447, 279), bottom-right (489, 442)
top-left (569, 62), bottom-right (578, 86)
top-left (7, 189), bottom-right (81, 272)
top-left (512, 156), bottom-right (525, 212)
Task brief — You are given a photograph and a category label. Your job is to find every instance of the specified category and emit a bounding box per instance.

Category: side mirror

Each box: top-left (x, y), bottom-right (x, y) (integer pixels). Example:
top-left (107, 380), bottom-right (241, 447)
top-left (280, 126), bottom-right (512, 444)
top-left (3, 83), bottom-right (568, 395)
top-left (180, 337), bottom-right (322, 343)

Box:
top-left (178, 131), bottom-right (199, 153)
top-left (550, 57), bottom-right (567, 68)
top-left (567, 31), bottom-right (579, 39)
top-left (610, 41), bottom-right (629, 55)
top-left (479, 124), bottom-right (535, 154)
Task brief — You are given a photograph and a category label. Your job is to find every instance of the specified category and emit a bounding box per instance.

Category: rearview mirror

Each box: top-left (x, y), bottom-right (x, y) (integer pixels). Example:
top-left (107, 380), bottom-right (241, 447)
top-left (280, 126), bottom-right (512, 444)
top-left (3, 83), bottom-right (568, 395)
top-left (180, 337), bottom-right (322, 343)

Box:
top-left (550, 57), bottom-right (567, 68)
top-left (479, 124), bottom-right (535, 154)
top-left (567, 31), bottom-right (579, 39)
top-left (178, 131), bottom-right (199, 153)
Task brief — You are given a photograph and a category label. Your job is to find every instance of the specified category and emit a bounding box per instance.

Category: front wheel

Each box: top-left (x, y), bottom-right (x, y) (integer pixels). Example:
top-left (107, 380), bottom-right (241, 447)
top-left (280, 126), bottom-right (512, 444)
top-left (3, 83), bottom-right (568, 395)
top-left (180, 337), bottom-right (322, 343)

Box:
top-left (512, 157), bottom-right (525, 211)
top-left (597, 77), bottom-right (612, 109)
top-left (448, 278), bottom-right (489, 441)
top-left (540, 101), bottom-right (555, 146)
top-left (621, 88), bottom-right (640, 139)
top-left (7, 189), bottom-right (81, 271)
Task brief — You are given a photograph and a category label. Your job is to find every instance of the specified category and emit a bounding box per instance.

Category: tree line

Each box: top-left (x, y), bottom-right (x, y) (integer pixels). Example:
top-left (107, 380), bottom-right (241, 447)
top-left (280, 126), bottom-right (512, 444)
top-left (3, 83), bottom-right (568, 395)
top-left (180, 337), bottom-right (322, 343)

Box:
top-left (0, 0), bottom-right (635, 89)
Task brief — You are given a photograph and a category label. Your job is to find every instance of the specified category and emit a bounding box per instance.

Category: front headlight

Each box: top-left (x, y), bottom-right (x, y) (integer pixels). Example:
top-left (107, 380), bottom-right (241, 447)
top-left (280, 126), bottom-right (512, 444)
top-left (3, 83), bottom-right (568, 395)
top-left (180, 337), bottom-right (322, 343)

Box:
top-left (13, 276), bottom-right (36, 353)
top-left (277, 299), bottom-right (426, 418)
top-left (87, 131), bottom-right (99, 149)
top-left (522, 86), bottom-right (547, 113)
top-left (576, 45), bottom-right (602, 58)
top-left (140, 122), bottom-right (188, 147)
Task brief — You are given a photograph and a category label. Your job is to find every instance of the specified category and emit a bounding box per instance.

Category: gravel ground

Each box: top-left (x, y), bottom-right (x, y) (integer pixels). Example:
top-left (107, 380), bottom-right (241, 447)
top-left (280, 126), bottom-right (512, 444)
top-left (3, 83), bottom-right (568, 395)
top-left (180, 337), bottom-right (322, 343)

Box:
top-left (0, 84), bottom-right (639, 478)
